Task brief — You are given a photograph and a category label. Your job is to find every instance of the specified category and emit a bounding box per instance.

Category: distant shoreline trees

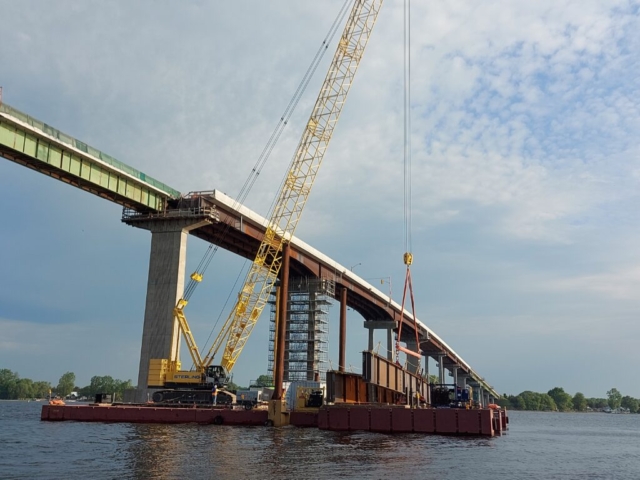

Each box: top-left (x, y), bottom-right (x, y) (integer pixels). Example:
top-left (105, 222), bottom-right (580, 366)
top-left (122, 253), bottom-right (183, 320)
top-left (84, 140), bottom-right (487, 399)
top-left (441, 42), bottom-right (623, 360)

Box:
top-left (499, 386), bottom-right (640, 413)
top-left (3, 368), bottom-right (639, 413)
top-left (0, 369), bottom-right (51, 400)
top-left (0, 369), bottom-right (132, 401)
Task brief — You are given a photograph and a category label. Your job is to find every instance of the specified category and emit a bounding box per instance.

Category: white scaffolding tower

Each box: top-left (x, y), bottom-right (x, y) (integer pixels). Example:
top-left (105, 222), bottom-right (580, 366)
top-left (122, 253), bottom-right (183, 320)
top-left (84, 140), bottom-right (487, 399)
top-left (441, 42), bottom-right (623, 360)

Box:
top-left (268, 277), bottom-right (334, 382)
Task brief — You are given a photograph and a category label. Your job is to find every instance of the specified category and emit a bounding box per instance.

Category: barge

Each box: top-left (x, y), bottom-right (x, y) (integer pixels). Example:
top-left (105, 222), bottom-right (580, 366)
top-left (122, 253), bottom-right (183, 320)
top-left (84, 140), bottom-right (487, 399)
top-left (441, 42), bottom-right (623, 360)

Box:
top-left (41, 352), bottom-right (507, 436)
top-left (41, 403), bottom-right (507, 436)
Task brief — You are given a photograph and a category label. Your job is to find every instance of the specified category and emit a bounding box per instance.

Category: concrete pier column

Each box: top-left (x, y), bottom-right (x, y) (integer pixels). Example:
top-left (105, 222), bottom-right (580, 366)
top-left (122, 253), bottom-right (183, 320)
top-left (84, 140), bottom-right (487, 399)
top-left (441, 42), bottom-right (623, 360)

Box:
top-left (424, 355), bottom-right (429, 379)
top-left (436, 354), bottom-right (445, 384)
top-left (339, 287), bottom-right (347, 372)
top-left (135, 218), bottom-right (211, 402)
top-left (368, 328), bottom-right (374, 351)
top-left (451, 366), bottom-right (458, 388)
top-left (387, 328), bottom-right (393, 361)
top-left (477, 386), bottom-right (484, 407)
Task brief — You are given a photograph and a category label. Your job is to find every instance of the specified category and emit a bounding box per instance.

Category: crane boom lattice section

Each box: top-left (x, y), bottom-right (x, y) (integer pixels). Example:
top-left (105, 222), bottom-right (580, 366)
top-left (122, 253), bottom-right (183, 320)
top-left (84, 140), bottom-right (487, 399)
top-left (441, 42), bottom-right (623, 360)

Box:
top-left (204, 0), bottom-right (384, 372)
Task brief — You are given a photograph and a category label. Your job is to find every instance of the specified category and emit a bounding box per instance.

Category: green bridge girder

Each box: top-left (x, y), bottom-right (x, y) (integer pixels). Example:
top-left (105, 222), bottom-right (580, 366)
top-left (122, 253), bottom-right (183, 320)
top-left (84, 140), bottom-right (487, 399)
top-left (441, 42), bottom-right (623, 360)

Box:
top-left (0, 102), bottom-right (180, 212)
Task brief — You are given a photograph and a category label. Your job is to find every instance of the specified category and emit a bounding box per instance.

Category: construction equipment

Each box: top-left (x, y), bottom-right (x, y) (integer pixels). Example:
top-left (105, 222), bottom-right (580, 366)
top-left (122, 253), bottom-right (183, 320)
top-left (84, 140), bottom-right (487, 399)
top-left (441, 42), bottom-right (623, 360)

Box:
top-left (147, 0), bottom-right (384, 404)
top-left (148, 360), bottom-right (235, 404)
top-left (430, 384), bottom-right (475, 409)
top-left (294, 386), bottom-right (325, 411)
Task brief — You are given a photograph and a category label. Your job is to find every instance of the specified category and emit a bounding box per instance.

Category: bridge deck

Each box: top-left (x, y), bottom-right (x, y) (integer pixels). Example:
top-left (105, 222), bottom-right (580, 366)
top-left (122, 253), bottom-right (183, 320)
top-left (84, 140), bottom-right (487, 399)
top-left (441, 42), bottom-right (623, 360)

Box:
top-left (143, 190), bottom-right (500, 399)
top-left (0, 102), bottom-right (499, 399)
top-left (0, 102), bottom-right (180, 212)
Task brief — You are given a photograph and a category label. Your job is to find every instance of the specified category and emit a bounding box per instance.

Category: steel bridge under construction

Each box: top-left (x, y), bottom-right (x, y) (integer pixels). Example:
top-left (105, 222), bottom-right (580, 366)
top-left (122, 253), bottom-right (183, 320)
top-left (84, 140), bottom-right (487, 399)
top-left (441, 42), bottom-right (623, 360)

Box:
top-left (0, 100), bottom-right (500, 404)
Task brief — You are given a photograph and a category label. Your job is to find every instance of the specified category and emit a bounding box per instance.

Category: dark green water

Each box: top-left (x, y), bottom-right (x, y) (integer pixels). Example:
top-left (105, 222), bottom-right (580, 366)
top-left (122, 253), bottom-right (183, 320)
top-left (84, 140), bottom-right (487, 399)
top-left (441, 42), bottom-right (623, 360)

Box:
top-left (1, 401), bottom-right (639, 479)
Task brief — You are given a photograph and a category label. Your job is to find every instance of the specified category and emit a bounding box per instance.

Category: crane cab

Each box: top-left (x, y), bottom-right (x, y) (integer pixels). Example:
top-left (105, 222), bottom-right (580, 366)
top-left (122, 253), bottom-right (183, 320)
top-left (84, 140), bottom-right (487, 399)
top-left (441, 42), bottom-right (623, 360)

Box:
top-left (205, 365), bottom-right (230, 388)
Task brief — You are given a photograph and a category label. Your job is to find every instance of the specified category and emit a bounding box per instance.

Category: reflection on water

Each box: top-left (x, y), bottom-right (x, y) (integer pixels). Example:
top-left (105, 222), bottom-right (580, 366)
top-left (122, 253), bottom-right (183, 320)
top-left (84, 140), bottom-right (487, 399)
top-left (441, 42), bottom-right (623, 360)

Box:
top-left (3, 404), bottom-right (640, 480)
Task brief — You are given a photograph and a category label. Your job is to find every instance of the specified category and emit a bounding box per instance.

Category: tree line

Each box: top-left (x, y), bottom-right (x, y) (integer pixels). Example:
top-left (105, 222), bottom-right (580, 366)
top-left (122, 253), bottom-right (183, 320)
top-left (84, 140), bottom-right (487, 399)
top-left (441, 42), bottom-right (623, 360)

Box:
top-left (0, 369), bottom-right (133, 402)
top-left (4, 368), bottom-right (639, 412)
top-left (498, 387), bottom-right (640, 413)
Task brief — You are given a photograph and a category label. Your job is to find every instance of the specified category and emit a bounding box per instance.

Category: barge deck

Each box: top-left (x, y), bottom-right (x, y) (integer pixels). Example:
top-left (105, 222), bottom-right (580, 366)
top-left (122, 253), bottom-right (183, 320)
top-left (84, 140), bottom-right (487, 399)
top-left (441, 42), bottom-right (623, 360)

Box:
top-left (41, 403), bottom-right (508, 436)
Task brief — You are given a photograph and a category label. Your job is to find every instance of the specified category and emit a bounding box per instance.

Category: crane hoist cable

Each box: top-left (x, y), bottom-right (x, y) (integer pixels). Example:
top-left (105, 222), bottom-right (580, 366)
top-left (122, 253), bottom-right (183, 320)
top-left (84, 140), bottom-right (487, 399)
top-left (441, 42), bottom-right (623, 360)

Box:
top-left (181, 0), bottom-right (351, 305)
top-left (176, 1), bottom-right (353, 368)
top-left (396, 0), bottom-right (422, 363)
top-left (204, 0), bottom-right (385, 373)
top-left (197, 0), bottom-right (353, 356)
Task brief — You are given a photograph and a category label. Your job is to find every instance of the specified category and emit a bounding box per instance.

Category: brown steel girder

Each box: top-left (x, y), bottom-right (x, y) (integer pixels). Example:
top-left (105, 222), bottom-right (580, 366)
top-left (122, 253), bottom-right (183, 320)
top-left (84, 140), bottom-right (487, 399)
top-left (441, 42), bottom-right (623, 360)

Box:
top-left (185, 207), bottom-right (456, 373)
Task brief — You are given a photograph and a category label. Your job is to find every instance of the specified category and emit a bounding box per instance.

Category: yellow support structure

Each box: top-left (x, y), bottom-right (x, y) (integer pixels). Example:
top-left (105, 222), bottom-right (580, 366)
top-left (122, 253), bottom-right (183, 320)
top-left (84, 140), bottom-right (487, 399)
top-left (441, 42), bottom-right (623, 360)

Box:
top-left (173, 301), bottom-right (204, 369)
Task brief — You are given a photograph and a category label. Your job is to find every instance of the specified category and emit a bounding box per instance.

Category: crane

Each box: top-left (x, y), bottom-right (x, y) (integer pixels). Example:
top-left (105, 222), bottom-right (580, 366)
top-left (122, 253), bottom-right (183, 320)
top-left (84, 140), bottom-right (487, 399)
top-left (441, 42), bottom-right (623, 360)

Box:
top-left (204, 0), bottom-right (384, 374)
top-left (148, 0), bottom-right (384, 405)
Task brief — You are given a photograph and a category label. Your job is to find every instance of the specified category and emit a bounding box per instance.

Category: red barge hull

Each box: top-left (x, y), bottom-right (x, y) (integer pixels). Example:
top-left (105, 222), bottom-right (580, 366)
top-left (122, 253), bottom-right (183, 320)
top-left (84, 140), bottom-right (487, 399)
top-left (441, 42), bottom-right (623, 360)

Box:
top-left (41, 404), bottom-right (507, 437)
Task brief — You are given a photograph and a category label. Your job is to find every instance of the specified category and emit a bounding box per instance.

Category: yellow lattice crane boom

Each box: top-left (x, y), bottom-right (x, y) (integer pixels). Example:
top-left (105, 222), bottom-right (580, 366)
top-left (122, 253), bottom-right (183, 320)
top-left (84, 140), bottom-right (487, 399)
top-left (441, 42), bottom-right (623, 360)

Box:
top-left (147, 1), bottom-right (383, 404)
top-left (203, 0), bottom-right (384, 373)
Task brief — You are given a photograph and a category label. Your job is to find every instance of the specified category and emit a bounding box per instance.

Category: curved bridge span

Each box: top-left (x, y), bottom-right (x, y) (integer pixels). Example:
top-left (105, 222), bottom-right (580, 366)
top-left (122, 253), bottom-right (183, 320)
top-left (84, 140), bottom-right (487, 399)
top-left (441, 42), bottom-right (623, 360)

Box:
top-left (1, 101), bottom-right (499, 400)
top-left (126, 190), bottom-right (499, 399)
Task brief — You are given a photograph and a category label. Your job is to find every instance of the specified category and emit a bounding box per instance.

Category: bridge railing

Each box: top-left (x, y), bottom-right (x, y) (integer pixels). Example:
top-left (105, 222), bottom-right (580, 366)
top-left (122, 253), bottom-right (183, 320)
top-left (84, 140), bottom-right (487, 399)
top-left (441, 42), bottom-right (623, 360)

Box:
top-left (122, 205), bottom-right (219, 222)
top-left (0, 102), bottom-right (180, 199)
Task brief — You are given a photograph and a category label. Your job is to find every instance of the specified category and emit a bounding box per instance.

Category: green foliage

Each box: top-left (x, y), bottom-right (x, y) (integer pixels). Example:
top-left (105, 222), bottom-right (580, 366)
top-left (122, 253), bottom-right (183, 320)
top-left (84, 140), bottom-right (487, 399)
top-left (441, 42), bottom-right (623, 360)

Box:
top-left (13, 378), bottom-right (34, 400)
top-left (515, 391), bottom-right (557, 411)
top-left (56, 372), bottom-right (76, 397)
top-left (539, 394), bottom-right (557, 411)
top-left (621, 396), bottom-right (639, 413)
top-left (226, 381), bottom-right (245, 391)
top-left (0, 369), bottom-right (19, 399)
top-left (77, 376), bottom-right (133, 401)
top-left (607, 388), bottom-right (622, 409)
top-left (428, 375), bottom-right (440, 385)
top-left (253, 375), bottom-right (274, 387)
top-left (572, 392), bottom-right (587, 412)
top-left (587, 397), bottom-right (608, 409)
top-left (505, 391), bottom-right (558, 411)
top-left (0, 369), bottom-right (51, 399)
top-left (502, 387), bottom-right (640, 413)
top-left (0, 370), bottom-right (130, 401)
top-left (32, 381), bottom-right (52, 398)
top-left (548, 387), bottom-right (573, 412)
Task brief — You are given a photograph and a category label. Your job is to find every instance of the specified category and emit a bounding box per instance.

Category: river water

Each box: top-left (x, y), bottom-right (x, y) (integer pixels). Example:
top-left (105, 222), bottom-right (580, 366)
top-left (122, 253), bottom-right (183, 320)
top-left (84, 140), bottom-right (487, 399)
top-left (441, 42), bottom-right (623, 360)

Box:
top-left (1, 401), bottom-right (639, 479)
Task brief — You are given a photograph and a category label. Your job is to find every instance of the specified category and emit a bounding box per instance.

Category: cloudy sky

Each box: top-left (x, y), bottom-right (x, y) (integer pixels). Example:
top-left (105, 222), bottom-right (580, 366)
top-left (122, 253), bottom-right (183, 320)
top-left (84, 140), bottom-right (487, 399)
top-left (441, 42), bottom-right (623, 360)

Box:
top-left (1, 0), bottom-right (639, 399)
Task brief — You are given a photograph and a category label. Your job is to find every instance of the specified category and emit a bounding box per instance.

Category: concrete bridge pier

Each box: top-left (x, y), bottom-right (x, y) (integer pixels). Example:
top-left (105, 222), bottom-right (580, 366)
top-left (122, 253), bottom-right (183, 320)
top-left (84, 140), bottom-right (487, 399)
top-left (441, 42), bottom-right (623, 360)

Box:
top-left (339, 286), bottom-right (347, 372)
top-left (435, 353), bottom-right (445, 384)
top-left (457, 373), bottom-right (468, 390)
top-left (364, 320), bottom-right (396, 361)
top-left (124, 214), bottom-right (216, 403)
top-left (424, 354), bottom-right (429, 379)
top-left (450, 365), bottom-right (458, 388)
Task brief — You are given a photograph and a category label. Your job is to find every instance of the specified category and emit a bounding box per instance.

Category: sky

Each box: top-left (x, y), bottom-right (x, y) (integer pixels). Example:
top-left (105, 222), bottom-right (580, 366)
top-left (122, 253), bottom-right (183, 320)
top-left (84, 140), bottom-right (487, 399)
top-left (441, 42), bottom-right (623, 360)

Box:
top-left (1, 0), bottom-right (640, 399)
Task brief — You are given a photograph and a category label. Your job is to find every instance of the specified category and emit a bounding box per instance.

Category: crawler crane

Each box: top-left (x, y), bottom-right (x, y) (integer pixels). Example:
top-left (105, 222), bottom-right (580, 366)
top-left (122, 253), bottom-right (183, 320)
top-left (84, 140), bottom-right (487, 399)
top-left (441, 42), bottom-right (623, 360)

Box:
top-left (148, 0), bottom-right (384, 405)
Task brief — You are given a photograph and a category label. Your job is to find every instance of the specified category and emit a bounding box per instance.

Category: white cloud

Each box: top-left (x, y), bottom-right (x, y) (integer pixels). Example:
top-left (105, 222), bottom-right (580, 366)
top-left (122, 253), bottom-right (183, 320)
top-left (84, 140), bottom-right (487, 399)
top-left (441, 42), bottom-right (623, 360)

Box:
top-left (548, 264), bottom-right (640, 300)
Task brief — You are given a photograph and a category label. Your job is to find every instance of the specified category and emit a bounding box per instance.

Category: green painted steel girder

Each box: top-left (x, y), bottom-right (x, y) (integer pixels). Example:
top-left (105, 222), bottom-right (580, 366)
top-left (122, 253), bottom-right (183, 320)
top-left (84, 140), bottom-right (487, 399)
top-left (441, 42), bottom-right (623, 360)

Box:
top-left (0, 103), bottom-right (180, 212)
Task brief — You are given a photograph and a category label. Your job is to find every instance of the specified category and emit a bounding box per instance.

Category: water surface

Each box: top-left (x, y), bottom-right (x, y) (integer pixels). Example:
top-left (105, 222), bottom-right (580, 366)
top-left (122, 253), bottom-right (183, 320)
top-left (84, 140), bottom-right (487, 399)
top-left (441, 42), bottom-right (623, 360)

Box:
top-left (1, 402), bottom-right (639, 479)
